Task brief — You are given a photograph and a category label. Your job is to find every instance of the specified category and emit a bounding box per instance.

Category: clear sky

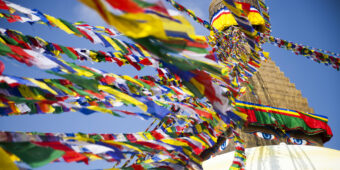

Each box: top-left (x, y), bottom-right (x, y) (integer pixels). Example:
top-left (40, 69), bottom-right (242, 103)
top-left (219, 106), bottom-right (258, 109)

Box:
top-left (0, 0), bottom-right (339, 169)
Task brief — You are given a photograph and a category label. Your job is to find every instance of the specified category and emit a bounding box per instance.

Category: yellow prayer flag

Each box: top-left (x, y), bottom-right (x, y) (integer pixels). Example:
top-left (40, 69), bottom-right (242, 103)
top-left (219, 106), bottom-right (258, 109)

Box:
top-left (183, 148), bottom-right (202, 164)
top-left (17, 85), bottom-right (45, 100)
top-left (0, 37), bottom-right (6, 44)
top-left (104, 141), bottom-right (143, 153)
top-left (190, 78), bottom-right (205, 95)
top-left (25, 78), bottom-right (58, 95)
top-left (122, 75), bottom-right (144, 88)
top-left (64, 136), bottom-right (94, 143)
top-left (45, 15), bottom-right (76, 35)
top-left (0, 101), bottom-right (7, 107)
top-left (79, 0), bottom-right (199, 41)
top-left (0, 147), bottom-right (19, 170)
top-left (161, 139), bottom-right (188, 147)
top-left (204, 129), bottom-right (217, 143)
top-left (195, 124), bottom-right (202, 133)
top-left (190, 136), bottom-right (209, 148)
top-left (135, 44), bottom-right (151, 57)
top-left (80, 0), bottom-right (167, 40)
top-left (83, 153), bottom-right (101, 161)
top-left (87, 105), bottom-right (113, 114)
top-left (72, 67), bottom-right (95, 77)
top-left (263, 51), bottom-right (269, 58)
top-left (98, 85), bottom-right (147, 112)
top-left (102, 35), bottom-right (123, 52)
top-left (144, 132), bottom-right (155, 140)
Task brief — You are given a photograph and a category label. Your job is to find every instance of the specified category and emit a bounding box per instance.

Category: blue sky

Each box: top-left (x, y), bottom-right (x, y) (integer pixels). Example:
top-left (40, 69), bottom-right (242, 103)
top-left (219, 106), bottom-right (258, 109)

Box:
top-left (0, 0), bottom-right (339, 169)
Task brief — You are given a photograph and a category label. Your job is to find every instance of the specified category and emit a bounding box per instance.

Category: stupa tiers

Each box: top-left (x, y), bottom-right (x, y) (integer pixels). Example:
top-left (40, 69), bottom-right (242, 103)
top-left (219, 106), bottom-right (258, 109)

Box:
top-left (239, 59), bottom-right (314, 113)
top-left (206, 0), bottom-right (332, 157)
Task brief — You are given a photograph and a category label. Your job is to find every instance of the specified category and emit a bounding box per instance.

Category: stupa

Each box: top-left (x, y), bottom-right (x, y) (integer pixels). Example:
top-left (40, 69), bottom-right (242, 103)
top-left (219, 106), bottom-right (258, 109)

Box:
top-left (203, 0), bottom-right (336, 169)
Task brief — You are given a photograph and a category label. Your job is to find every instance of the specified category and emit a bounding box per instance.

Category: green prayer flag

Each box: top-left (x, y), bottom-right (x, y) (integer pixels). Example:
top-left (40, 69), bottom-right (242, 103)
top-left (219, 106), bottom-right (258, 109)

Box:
top-left (58, 18), bottom-right (83, 35)
top-left (0, 41), bottom-right (13, 55)
top-left (48, 71), bottom-right (99, 93)
top-left (0, 142), bottom-right (64, 168)
top-left (59, 45), bottom-right (78, 60)
top-left (111, 38), bottom-right (129, 54)
top-left (0, 34), bottom-right (19, 46)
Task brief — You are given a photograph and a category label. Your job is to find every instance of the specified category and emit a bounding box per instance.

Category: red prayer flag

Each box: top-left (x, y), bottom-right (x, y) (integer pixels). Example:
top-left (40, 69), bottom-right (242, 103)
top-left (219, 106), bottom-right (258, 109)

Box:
top-left (139, 58), bottom-right (153, 65)
top-left (33, 142), bottom-right (88, 164)
top-left (105, 0), bottom-right (143, 13)
top-left (0, 0), bottom-right (10, 10)
top-left (0, 60), bottom-right (4, 75)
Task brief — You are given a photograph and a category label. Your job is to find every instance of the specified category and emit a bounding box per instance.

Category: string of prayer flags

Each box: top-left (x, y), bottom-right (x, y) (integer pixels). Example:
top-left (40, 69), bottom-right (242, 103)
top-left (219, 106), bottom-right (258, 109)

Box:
top-left (79, 1), bottom-right (266, 167)
top-left (268, 36), bottom-right (340, 70)
top-left (257, 0), bottom-right (271, 38)
top-left (89, 5), bottom-right (258, 169)
top-left (165, 0), bottom-right (215, 31)
top-left (222, 0), bottom-right (262, 52)
top-left (0, 123), bottom-right (222, 168)
top-left (0, 28), bottom-right (153, 70)
top-left (229, 130), bottom-right (246, 170)
top-left (2, 0), bottom-right (337, 72)
top-left (0, 1), bottom-right (134, 55)
top-left (0, 0), bottom-right (337, 169)
top-left (165, 0), bottom-right (266, 99)
top-left (167, 0), bottom-right (339, 73)
top-left (0, 0), bottom-right (119, 37)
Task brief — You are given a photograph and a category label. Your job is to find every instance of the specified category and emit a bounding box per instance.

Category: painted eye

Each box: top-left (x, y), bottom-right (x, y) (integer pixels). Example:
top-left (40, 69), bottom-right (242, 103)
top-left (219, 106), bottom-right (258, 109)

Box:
top-left (287, 137), bottom-right (309, 145)
top-left (254, 132), bottom-right (277, 140)
top-left (219, 139), bottom-right (230, 151)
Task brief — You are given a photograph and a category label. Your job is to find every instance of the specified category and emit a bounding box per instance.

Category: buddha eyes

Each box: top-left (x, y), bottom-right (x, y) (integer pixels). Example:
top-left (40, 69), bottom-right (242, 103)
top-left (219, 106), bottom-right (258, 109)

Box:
top-left (249, 132), bottom-right (313, 145)
top-left (219, 138), bottom-right (230, 151)
top-left (253, 132), bottom-right (277, 140)
top-left (287, 137), bottom-right (309, 145)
